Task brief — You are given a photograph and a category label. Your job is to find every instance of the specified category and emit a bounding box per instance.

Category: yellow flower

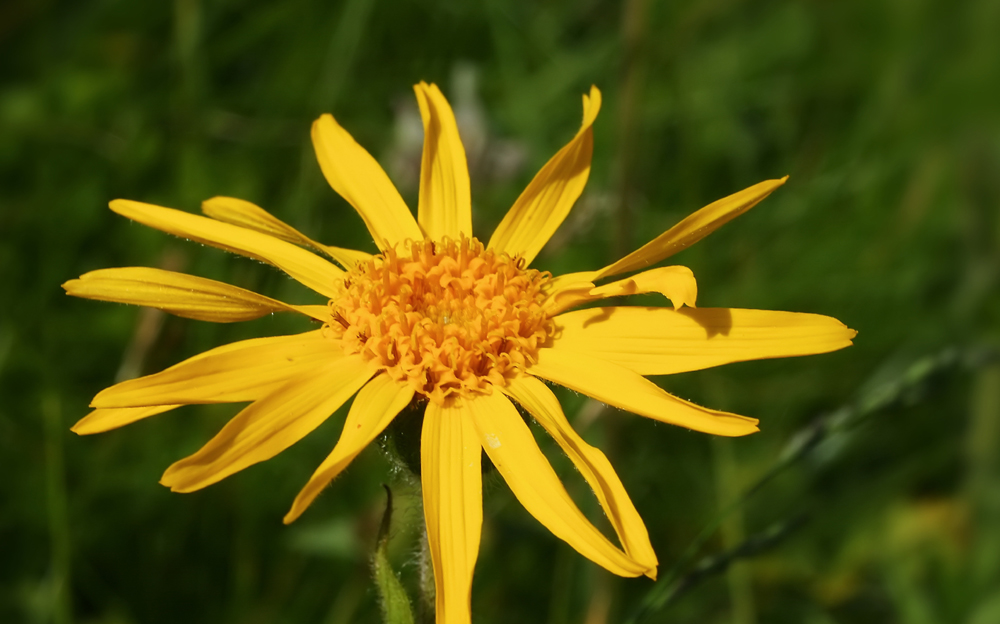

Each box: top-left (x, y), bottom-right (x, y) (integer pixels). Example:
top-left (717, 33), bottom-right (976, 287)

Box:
top-left (65, 83), bottom-right (855, 623)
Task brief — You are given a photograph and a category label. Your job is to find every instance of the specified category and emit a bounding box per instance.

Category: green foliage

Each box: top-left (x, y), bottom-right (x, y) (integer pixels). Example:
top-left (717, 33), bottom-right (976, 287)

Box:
top-left (373, 487), bottom-right (415, 624)
top-left (1, 0), bottom-right (998, 622)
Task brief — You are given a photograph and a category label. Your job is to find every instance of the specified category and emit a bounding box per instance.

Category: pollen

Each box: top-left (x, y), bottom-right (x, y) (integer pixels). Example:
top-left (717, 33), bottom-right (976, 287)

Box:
top-left (330, 236), bottom-right (553, 405)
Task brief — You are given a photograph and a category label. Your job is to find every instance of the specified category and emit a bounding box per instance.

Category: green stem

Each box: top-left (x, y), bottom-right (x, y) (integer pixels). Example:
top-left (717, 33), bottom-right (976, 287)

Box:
top-left (417, 524), bottom-right (435, 624)
top-left (43, 393), bottom-right (73, 624)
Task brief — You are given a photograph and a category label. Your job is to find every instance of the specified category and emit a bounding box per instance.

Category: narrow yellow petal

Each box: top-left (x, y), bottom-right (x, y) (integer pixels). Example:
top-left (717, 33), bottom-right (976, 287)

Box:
top-left (72, 404), bottom-right (181, 435)
top-left (487, 86), bottom-right (601, 265)
top-left (465, 391), bottom-right (651, 577)
top-left (596, 177), bottom-right (788, 279)
top-left (160, 355), bottom-right (372, 493)
top-left (313, 244), bottom-right (373, 270)
top-left (544, 265), bottom-right (697, 316)
top-left (540, 270), bottom-right (597, 311)
top-left (312, 113), bottom-right (423, 250)
top-left (92, 331), bottom-right (341, 408)
top-left (502, 376), bottom-right (658, 577)
top-left (415, 82), bottom-right (473, 240)
top-left (552, 306), bottom-right (857, 376)
top-left (202, 196), bottom-right (372, 269)
top-left (530, 348), bottom-right (759, 437)
top-left (202, 196), bottom-right (315, 246)
top-left (62, 267), bottom-right (327, 323)
top-left (543, 270), bottom-right (599, 295)
top-left (110, 200), bottom-right (343, 298)
top-left (422, 401), bottom-right (482, 624)
top-left (284, 374), bottom-right (414, 524)
top-left (294, 304), bottom-right (334, 324)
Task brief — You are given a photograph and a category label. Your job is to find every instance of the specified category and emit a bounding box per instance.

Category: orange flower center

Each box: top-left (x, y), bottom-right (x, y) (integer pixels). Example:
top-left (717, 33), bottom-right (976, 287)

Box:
top-left (330, 237), bottom-right (552, 405)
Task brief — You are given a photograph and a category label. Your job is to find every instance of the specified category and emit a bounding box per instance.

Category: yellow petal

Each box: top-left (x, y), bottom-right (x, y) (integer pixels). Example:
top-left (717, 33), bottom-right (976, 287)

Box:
top-left (596, 177), bottom-right (788, 279)
top-left (202, 196), bottom-right (371, 269)
top-left (414, 82), bottom-right (473, 241)
top-left (92, 330), bottom-right (341, 408)
top-left (488, 86), bottom-right (601, 265)
top-left (72, 404), bottom-right (181, 435)
top-left (110, 199), bottom-right (343, 298)
top-left (544, 270), bottom-right (599, 295)
top-left (313, 244), bottom-right (373, 270)
top-left (422, 400), bottom-right (482, 624)
top-left (284, 374), bottom-right (414, 524)
top-left (465, 391), bottom-right (651, 577)
top-left (502, 376), bottom-right (658, 577)
top-left (202, 196), bottom-right (315, 246)
top-left (544, 265), bottom-right (697, 316)
top-left (294, 305), bottom-right (334, 324)
top-left (540, 270), bottom-right (597, 309)
top-left (530, 348), bottom-right (759, 437)
top-left (160, 355), bottom-right (372, 492)
top-left (312, 113), bottom-right (423, 250)
top-left (552, 306), bottom-right (857, 376)
top-left (62, 267), bottom-right (328, 323)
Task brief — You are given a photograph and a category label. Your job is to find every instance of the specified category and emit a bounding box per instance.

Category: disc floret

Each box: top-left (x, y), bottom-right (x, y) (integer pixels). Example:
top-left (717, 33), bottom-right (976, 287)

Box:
top-left (331, 236), bottom-right (552, 404)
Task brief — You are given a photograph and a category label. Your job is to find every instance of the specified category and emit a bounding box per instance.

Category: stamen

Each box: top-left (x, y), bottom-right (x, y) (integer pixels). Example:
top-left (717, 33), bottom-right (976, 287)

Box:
top-left (331, 236), bottom-right (552, 404)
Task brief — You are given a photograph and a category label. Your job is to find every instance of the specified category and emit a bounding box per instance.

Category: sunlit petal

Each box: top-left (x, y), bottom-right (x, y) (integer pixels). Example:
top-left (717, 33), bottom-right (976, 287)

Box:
top-left (544, 265), bottom-right (697, 316)
top-left (284, 374), bottom-right (414, 524)
top-left (110, 199), bottom-right (343, 298)
top-left (72, 405), bottom-right (181, 435)
top-left (202, 196), bottom-right (372, 270)
top-left (160, 355), bottom-right (372, 492)
top-left (415, 82), bottom-right (473, 240)
top-left (422, 400), bottom-right (482, 624)
top-left (202, 196), bottom-right (317, 247)
top-left (312, 113), bottom-right (423, 250)
top-left (466, 391), bottom-right (653, 577)
top-left (91, 331), bottom-right (341, 408)
top-left (503, 376), bottom-right (658, 577)
top-left (488, 86), bottom-right (601, 265)
top-left (531, 348), bottom-right (759, 437)
top-left (552, 306), bottom-right (856, 376)
top-left (63, 267), bottom-right (328, 322)
top-left (597, 177), bottom-right (788, 279)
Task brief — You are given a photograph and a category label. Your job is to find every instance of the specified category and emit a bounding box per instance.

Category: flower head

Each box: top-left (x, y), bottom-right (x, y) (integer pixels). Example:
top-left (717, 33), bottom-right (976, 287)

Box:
top-left (65, 82), bottom-right (855, 624)
top-left (334, 236), bottom-right (552, 404)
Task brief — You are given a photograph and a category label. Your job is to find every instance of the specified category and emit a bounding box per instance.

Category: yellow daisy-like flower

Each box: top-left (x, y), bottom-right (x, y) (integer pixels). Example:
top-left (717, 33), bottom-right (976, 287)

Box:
top-left (66, 83), bottom-right (855, 623)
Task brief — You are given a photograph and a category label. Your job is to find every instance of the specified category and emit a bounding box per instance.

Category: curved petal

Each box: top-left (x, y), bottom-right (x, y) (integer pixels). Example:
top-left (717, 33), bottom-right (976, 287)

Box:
top-left (110, 200), bottom-right (343, 298)
top-left (488, 86), bottom-right (601, 265)
top-left (543, 270), bottom-right (598, 296)
top-left (466, 391), bottom-right (653, 578)
top-left (596, 177), bottom-right (788, 279)
top-left (72, 404), bottom-right (181, 435)
top-left (530, 348), bottom-right (759, 437)
top-left (539, 269), bottom-right (597, 309)
top-left (202, 196), bottom-right (371, 269)
top-left (63, 267), bottom-right (328, 323)
top-left (91, 330), bottom-right (341, 408)
top-left (422, 400), bottom-right (482, 624)
top-left (312, 114), bottom-right (423, 250)
top-left (544, 266), bottom-right (697, 316)
top-left (160, 354), bottom-right (373, 493)
top-left (502, 376), bottom-right (657, 576)
top-left (552, 306), bottom-right (857, 376)
top-left (284, 374), bottom-right (415, 524)
top-left (414, 82), bottom-right (472, 241)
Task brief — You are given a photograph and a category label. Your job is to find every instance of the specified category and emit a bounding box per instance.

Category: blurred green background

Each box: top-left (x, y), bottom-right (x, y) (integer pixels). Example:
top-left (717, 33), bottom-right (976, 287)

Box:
top-left (2, 0), bottom-right (999, 622)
